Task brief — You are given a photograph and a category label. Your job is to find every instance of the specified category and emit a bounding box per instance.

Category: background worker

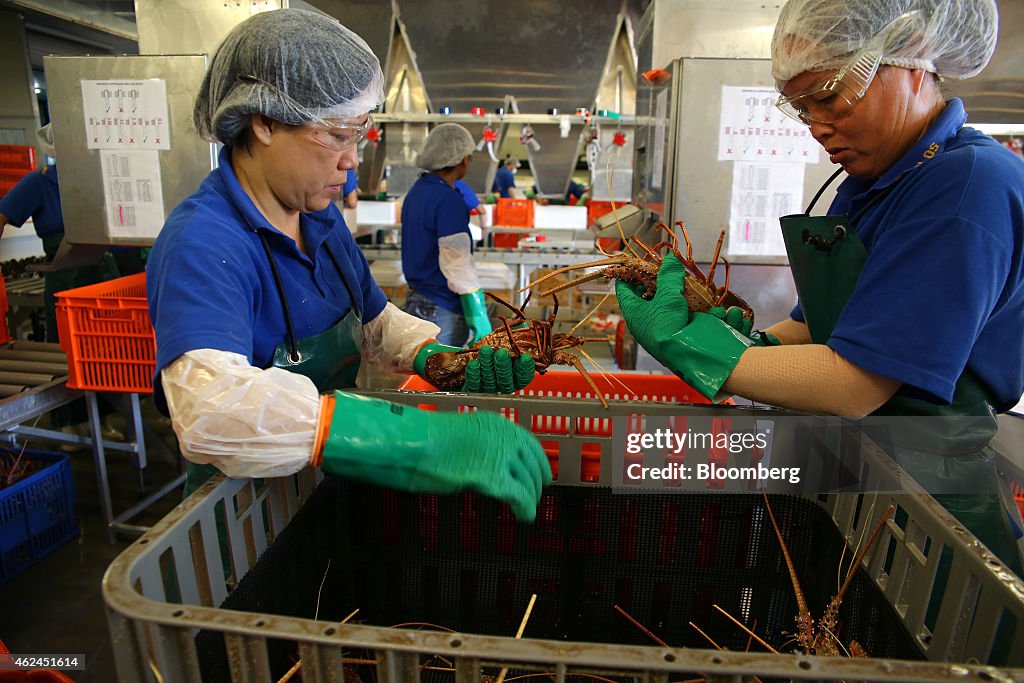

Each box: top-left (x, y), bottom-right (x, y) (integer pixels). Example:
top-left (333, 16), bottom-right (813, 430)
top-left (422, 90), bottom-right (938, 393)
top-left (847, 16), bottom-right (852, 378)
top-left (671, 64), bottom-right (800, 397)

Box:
top-left (402, 124), bottom-right (493, 345)
top-left (491, 156), bottom-right (520, 198)
top-left (618, 0), bottom-right (1024, 573)
top-left (0, 124), bottom-right (122, 442)
top-left (146, 9), bottom-right (546, 519)
top-left (453, 178), bottom-right (490, 238)
top-left (341, 168), bottom-right (359, 209)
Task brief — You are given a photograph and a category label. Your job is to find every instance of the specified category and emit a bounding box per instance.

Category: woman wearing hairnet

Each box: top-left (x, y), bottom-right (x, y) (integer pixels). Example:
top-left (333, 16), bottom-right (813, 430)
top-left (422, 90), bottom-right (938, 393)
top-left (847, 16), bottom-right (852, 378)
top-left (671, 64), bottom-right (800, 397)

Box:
top-left (402, 123), bottom-right (496, 345)
top-left (618, 0), bottom-right (1024, 572)
top-left (146, 9), bottom-right (549, 521)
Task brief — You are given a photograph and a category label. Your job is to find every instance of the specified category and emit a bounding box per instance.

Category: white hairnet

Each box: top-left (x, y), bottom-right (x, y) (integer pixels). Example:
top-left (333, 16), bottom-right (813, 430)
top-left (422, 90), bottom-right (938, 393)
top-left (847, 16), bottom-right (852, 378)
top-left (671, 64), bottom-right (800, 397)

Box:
top-left (415, 123), bottom-right (476, 170)
top-left (771, 0), bottom-right (998, 88)
top-left (36, 124), bottom-right (55, 159)
top-left (194, 8), bottom-right (385, 146)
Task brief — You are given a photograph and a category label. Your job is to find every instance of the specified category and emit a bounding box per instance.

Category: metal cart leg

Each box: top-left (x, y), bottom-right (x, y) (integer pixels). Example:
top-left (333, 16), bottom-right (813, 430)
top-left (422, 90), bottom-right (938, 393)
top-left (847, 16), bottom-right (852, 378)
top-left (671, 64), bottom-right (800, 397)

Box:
top-left (86, 390), bottom-right (186, 542)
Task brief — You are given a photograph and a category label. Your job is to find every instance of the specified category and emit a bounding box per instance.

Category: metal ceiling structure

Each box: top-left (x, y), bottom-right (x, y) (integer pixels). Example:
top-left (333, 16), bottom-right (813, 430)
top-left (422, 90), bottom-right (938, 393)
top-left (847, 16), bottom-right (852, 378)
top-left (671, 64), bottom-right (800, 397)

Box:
top-left (8, 0), bottom-right (1021, 126)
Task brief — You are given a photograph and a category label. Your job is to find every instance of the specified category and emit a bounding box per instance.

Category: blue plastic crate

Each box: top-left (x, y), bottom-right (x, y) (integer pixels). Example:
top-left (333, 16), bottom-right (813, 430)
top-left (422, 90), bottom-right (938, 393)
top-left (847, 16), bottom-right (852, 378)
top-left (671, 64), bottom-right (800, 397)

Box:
top-left (0, 450), bottom-right (78, 584)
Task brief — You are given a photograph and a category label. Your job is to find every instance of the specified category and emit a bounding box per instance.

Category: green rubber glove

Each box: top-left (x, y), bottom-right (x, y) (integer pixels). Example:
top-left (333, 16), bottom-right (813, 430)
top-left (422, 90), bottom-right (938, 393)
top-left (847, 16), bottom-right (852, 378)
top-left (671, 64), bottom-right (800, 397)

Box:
top-left (616, 253), bottom-right (756, 402)
top-left (707, 306), bottom-right (781, 346)
top-left (321, 391), bottom-right (551, 521)
top-left (415, 341), bottom-right (536, 393)
top-left (460, 290), bottom-right (493, 344)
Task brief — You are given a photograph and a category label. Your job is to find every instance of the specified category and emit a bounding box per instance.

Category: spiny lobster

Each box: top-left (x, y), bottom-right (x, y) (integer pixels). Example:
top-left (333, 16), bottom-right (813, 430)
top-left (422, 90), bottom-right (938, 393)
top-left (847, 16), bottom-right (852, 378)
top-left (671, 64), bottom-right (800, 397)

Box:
top-left (522, 221), bottom-right (754, 325)
top-left (420, 292), bottom-right (612, 408)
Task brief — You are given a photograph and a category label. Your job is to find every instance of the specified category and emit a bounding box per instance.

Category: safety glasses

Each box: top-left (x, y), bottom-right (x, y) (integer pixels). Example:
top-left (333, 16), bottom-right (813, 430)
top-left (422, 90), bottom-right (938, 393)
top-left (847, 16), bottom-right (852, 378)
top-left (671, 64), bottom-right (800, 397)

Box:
top-left (775, 11), bottom-right (922, 126)
top-left (309, 115), bottom-right (374, 151)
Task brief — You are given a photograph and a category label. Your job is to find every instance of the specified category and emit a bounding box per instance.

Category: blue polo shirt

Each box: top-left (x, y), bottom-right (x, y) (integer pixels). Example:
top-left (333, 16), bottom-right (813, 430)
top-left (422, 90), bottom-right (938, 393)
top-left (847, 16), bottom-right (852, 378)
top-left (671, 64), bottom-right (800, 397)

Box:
top-left (492, 166), bottom-right (516, 197)
top-left (401, 173), bottom-right (471, 314)
top-left (343, 169), bottom-right (358, 197)
top-left (147, 146), bottom-right (387, 410)
top-left (453, 179), bottom-right (480, 212)
top-left (792, 99), bottom-right (1024, 411)
top-left (0, 164), bottom-right (64, 237)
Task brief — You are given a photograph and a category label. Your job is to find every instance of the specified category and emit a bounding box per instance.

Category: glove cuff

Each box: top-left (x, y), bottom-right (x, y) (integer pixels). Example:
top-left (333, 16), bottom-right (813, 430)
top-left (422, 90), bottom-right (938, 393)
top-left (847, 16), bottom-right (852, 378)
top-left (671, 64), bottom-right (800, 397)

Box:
top-left (660, 312), bottom-right (756, 402)
top-left (413, 339), bottom-right (460, 376)
top-left (309, 393), bottom-right (335, 468)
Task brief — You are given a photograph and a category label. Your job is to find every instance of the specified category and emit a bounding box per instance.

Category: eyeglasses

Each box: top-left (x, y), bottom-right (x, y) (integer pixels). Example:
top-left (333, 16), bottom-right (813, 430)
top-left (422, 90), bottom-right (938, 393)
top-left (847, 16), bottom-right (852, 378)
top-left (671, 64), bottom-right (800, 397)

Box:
top-left (775, 50), bottom-right (882, 126)
top-left (775, 10), bottom-right (922, 126)
top-left (309, 115), bottom-right (374, 151)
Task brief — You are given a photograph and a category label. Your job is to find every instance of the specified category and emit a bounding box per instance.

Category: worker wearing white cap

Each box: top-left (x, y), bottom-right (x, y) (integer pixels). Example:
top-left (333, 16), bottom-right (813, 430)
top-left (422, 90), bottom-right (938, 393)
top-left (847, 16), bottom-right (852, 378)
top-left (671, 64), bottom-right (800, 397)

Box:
top-left (147, 9), bottom-right (549, 520)
top-left (618, 0), bottom-right (1024, 573)
top-left (402, 123), bottom-right (500, 347)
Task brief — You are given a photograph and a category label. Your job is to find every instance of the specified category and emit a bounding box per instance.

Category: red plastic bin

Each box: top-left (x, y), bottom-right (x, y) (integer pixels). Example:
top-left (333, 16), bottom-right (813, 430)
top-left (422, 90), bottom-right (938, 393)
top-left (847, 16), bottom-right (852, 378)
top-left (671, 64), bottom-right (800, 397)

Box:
top-left (0, 268), bottom-right (10, 345)
top-left (0, 639), bottom-right (74, 682)
top-left (0, 145), bottom-right (36, 171)
top-left (492, 229), bottom-right (530, 248)
top-left (494, 198), bottom-right (534, 227)
top-left (398, 370), bottom-right (717, 481)
top-left (54, 272), bottom-right (155, 393)
top-left (0, 170), bottom-right (34, 199)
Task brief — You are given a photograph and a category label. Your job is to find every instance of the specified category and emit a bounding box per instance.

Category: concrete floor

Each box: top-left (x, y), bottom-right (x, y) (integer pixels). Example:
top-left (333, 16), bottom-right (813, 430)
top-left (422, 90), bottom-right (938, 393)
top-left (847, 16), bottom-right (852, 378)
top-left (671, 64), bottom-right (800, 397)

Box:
top-left (0, 399), bottom-right (182, 683)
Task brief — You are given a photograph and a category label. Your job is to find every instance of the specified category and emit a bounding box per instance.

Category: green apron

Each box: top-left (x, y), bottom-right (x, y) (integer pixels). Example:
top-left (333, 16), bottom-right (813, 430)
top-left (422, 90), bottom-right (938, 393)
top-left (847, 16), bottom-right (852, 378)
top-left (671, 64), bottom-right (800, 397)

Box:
top-left (181, 232), bottom-right (363, 497)
top-left (779, 171), bottom-right (1023, 576)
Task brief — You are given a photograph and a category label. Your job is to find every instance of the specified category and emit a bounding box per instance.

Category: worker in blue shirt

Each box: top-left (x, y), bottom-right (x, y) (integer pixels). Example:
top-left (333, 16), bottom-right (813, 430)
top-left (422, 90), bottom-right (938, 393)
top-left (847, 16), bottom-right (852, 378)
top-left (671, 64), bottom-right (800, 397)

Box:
top-left (146, 9), bottom-right (546, 518)
top-left (402, 124), bottom-right (493, 346)
top-left (618, 0), bottom-right (1024, 573)
top-left (491, 156), bottom-right (520, 198)
top-left (0, 125), bottom-right (119, 341)
top-left (0, 124), bottom-right (121, 438)
top-left (341, 168), bottom-right (358, 209)
top-left (453, 178), bottom-right (489, 236)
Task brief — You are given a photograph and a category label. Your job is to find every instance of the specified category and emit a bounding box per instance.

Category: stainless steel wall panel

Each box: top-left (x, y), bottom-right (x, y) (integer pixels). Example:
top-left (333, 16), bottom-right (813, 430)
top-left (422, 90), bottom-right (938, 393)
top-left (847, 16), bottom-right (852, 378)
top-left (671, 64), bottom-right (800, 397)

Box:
top-left (43, 55), bottom-right (215, 246)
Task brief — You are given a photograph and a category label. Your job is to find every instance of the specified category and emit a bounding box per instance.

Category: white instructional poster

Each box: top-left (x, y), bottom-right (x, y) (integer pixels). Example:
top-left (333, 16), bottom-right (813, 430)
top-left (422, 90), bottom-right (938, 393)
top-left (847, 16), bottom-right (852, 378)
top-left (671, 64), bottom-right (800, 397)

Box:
top-left (100, 150), bottom-right (166, 238)
top-left (81, 79), bottom-right (171, 150)
top-left (728, 161), bottom-right (804, 258)
top-left (718, 86), bottom-right (819, 163)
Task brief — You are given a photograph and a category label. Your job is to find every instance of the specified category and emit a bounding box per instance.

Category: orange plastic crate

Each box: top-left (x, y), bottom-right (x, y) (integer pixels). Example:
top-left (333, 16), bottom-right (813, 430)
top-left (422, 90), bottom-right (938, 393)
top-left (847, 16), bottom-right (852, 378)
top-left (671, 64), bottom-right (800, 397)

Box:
top-left (0, 170), bottom-right (33, 199)
top-left (492, 229), bottom-right (529, 248)
top-left (0, 144), bottom-right (36, 171)
top-left (54, 272), bottom-right (154, 393)
top-left (587, 200), bottom-right (616, 226)
top-left (494, 198), bottom-right (534, 227)
top-left (398, 370), bottom-right (715, 482)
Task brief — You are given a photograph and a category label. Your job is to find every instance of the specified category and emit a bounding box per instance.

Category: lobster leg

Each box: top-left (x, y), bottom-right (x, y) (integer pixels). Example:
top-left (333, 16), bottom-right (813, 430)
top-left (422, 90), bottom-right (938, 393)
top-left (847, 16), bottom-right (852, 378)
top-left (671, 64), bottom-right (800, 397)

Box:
top-left (500, 317), bottom-right (521, 358)
top-left (715, 258), bottom-right (732, 307)
top-left (705, 230), bottom-right (726, 287)
top-left (675, 221), bottom-right (707, 281)
top-left (486, 291), bottom-right (528, 322)
top-left (519, 256), bottom-right (628, 293)
top-left (569, 356), bottom-right (609, 409)
top-left (539, 270), bottom-right (613, 297)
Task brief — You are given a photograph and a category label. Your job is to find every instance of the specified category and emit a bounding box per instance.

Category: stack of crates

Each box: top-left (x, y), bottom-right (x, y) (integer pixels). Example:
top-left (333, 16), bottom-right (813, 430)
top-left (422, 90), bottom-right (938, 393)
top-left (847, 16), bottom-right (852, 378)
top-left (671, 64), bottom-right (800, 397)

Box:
top-left (492, 198), bottom-right (534, 248)
top-left (0, 145), bottom-right (37, 199)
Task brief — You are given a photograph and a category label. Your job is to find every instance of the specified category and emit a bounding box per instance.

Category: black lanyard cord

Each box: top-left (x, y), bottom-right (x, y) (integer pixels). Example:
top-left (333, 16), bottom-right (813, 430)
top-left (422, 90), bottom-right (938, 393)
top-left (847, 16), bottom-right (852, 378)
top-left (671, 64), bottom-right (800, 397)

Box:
top-left (258, 230), bottom-right (364, 364)
top-left (259, 232), bottom-right (301, 363)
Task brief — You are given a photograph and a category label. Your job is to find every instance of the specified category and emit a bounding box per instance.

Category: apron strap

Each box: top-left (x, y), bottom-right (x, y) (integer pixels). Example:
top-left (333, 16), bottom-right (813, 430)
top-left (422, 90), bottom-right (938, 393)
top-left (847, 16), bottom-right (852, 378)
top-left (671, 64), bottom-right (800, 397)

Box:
top-left (258, 231), bottom-right (301, 364)
top-left (804, 168), bottom-right (845, 215)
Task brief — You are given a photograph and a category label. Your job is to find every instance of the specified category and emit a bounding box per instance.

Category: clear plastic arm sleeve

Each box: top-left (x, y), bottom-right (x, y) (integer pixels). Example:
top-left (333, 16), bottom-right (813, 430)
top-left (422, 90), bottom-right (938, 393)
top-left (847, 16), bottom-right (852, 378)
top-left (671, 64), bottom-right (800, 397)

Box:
top-left (361, 301), bottom-right (440, 374)
top-left (161, 349), bottom-right (321, 479)
top-left (438, 232), bottom-right (481, 295)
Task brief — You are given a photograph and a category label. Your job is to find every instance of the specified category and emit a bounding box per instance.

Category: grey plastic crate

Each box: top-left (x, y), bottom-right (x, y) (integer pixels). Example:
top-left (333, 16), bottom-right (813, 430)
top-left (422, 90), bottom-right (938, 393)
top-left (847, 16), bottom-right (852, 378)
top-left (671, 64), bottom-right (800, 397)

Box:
top-left (103, 393), bottom-right (1024, 682)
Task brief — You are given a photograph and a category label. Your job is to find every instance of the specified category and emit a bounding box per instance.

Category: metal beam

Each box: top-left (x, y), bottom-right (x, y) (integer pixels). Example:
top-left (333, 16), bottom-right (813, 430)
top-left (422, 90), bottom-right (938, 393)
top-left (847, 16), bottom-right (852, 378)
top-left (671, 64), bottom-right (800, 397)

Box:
top-left (6, 0), bottom-right (137, 41)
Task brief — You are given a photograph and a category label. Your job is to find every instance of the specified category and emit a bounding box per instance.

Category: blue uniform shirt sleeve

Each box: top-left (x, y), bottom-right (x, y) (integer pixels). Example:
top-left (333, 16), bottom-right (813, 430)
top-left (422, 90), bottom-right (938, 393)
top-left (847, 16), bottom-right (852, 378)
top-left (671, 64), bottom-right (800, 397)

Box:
top-left (343, 170), bottom-right (358, 196)
top-left (0, 171), bottom-right (44, 226)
